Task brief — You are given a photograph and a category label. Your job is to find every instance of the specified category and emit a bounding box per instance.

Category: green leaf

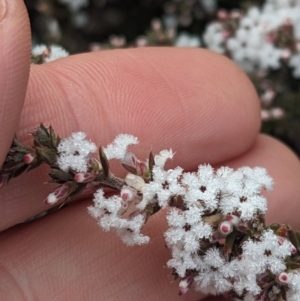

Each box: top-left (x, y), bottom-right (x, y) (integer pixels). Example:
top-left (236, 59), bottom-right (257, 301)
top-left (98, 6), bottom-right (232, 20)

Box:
top-left (148, 151), bottom-right (155, 181)
top-left (224, 231), bottom-right (236, 259)
top-left (36, 147), bottom-right (57, 166)
top-left (99, 146), bottom-right (109, 178)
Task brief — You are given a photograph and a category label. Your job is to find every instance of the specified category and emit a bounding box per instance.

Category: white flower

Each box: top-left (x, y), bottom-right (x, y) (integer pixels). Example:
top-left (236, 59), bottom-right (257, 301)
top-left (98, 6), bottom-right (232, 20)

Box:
top-left (88, 189), bottom-right (149, 246)
top-left (32, 44), bottom-right (47, 56)
top-left (287, 272), bottom-right (300, 301)
top-left (181, 167), bottom-right (220, 211)
top-left (57, 132), bottom-right (97, 172)
top-left (241, 229), bottom-right (291, 275)
top-left (45, 45), bottom-right (69, 62)
top-left (104, 134), bottom-right (138, 160)
top-left (137, 165), bottom-right (184, 209)
top-left (154, 149), bottom-right (174, 168)
top-left (219, 167), bottom-right (273, 220)
top-left (194, 247), bottom-right (233, 295)
top-left (203, 1), bottom-right (300, 76)
top-left (165, 207), bottom-right (212, 276)
top-left (289, 53), bottom-right (300, 78)
top-left (203, 22), bottom-right (225, 54)
top-left (175, 32), bottom-right (201, 47)
top-left (32, 45), bottom-right (69, 63)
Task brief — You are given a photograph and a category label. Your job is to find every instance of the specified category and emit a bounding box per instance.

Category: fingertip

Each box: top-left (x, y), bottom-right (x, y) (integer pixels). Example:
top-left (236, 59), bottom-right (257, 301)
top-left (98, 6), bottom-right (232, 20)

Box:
top-left (0, 0), bottom-right (31, 164)
top-left (25, 48), bottom-right (261, 168)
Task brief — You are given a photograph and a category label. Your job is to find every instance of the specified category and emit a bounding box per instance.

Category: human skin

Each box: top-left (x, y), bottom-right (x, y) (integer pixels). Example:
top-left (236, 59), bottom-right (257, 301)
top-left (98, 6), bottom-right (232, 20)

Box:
top-left (1, 1), bottom-right (300, 300)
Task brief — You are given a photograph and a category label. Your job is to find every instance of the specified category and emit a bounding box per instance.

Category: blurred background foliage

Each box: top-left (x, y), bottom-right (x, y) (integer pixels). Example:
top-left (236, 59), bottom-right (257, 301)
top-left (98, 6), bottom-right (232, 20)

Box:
top-left (25, 0), bottom-right (300, 156)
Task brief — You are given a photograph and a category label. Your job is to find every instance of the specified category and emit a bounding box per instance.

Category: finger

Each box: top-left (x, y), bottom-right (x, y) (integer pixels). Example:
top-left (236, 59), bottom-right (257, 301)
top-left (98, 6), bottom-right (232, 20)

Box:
top-left (0, 48), bottom-right (261, 230)
top-left (0, 0), bottom-right (31, 164)
top-left (219, 134), bottom-right (300, 229)
top-left (0, 200), bottom-right (205, 301)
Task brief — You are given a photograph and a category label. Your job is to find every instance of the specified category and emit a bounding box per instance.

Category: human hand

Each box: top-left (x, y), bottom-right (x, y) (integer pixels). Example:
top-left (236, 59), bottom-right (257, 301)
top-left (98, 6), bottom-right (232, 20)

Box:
top-left (1, 1), bottom-right (300, 300)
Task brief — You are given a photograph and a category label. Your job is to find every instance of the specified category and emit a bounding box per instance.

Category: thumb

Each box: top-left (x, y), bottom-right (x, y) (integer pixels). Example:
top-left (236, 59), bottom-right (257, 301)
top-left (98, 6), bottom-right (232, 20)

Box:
top-left (0, 0), bottom-right (31, 164)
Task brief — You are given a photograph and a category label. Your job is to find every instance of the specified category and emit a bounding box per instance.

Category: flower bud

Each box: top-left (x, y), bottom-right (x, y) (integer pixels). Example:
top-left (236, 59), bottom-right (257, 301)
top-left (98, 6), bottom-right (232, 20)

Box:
top-left (218, 221), bottom-right (233, 236)
top-left (121, 152), bottom-right (138, 173)
top-left (178, 276), bottom-right (193, 296)
top-left (291, 245), bottom-right (297, 255)
top-left (125, 173), bottom-right (145, 191)
top-left (23, 153), bottom-right (35, 164)
top-left (120, 186), bottom-right (136, 202)
top-left (44, 183), bottom-right (70, 206)
top-left (278, 272), bottom-right (289, 284)
top-left (226, 214), bottom-right (240, 226)
top-left (74, 172), bottom-right (96, 183)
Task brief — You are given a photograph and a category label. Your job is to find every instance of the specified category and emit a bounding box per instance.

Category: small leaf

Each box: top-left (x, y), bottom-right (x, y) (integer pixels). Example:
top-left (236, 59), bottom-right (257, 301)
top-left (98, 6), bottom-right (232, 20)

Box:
top-left (224, 231), bottom-right (236, 259)
top-left (49, 125), bottom-right (60, 149)
top-left (49, 168), bottom-right (72, 182)
top-left (148, 151), bottom-right (155, 181)
top-left (36, 147), bottom-right (57, 166)
top-left (99, 146), bottom-right (109, 178)
top-left (121, 162), bottom-right (137, 174)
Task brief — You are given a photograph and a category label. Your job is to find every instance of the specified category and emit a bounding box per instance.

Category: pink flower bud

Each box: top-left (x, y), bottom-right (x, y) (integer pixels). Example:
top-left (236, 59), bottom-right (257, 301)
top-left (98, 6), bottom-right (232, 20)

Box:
top-left (74, 172), bottom-right (96, 183)
top-left (120, 186), bottom-right (136, 202)
top-left (23, 153), bottom-right (35, 164)
top-left (218, 221), bottom-right (233, 236)
top-left (226, 214), bottom-right (240, 226)
top-left (277, 236), bottom-right (297, 254)
top-left (44, 192), bottom-right (58, 206)
top-left (178, 277), bottom-right (193, 296)
top-left (291, 245), bottom-right (297, 255)
top-left (278, 272), bottom-right (289, 284)
top-left (217, 9), bottom-right (228, 20)
top-left (44, 183), bottom-right (70, 206)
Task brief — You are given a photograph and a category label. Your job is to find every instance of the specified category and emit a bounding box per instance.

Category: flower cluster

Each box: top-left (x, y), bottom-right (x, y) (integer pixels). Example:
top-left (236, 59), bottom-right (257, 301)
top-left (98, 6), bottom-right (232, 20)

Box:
top-left (31, 45), bottom-right (69, 64)
top-left (203, 1), bottom-right (300, 76)
top-left (1, 125), bottom-right (300, 301)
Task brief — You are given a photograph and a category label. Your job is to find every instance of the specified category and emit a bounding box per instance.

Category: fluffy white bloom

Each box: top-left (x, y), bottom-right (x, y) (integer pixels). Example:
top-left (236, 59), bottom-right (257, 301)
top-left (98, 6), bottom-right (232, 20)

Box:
top-left (287, 272), bottom-right (300, 301)
top-left (57, 132), bottom-right (97, 172)
top-left (289, 53), bottom-right (300, 78)
top-left (165, 207), bottom-right (212, 277)
top-left (103, 134), bottom-right (138, 160)
top-left (219, 167), bottom-right (273, 220)
top-left (203, 1), bottom-right (300, 75)
top-left (45, 45), bottom-right (69, 62)
top-left (203, 22), bottom-right (225, 54)
top-left (32, 44), bottom-right (47, 56)
top-left (241, 229), bottom-right (291, 275)
top-left (194, 248), bottom-right (233, 295)
top-left (181, 166), bottom-right (220, 211)
top-left (175, 33), bottom-right (201, 47)
top-left (136, 152), bottom-right (182, 210)
top-left (88, 189), bottom-right (149, 246)
top-left (32, 45), bottom-right (69, 62)
top-left (154, 149), bottom-right (174, 168)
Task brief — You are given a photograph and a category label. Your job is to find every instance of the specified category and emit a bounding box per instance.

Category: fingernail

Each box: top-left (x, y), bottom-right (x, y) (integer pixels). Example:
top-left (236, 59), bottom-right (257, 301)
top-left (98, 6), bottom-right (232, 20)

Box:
top-left (0, 0), bottom-right (7, 22)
